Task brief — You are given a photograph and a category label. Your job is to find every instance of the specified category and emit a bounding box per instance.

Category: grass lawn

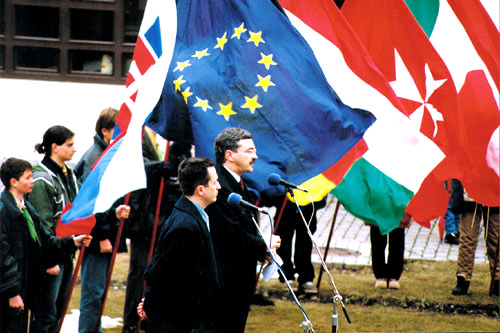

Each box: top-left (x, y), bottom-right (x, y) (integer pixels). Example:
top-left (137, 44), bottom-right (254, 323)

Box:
top-left (66, 251), bottom-right (499, 332)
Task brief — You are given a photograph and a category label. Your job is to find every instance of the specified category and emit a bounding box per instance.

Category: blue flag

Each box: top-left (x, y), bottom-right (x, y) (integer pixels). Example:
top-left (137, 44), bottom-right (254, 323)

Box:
top-left (146, 0), bottom-right (375, 197)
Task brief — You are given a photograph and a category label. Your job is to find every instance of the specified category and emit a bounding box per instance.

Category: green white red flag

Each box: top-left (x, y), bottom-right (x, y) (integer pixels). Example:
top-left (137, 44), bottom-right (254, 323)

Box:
top-left (280, 0), bottom-right (445, 234)
top-left (341, 0), bottom-right (499, 229)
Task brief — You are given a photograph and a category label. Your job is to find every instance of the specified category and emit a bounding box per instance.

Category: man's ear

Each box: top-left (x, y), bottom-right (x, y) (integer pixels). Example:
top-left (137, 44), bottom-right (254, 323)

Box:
top-left (9, 178), bottom-right (17, 189)
top-left (224, 149), bottom-right (233, 163)
top-left (194, 185), bottom-right (204, 197)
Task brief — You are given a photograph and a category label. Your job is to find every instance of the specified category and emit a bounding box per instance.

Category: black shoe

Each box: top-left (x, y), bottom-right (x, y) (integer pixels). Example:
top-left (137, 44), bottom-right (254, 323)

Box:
top-left (251, 293), bottom-right (275, 306)
top-left (444, 232), bottom-right (459, 245)
top-left (452, 275), bottom-right (470, 295)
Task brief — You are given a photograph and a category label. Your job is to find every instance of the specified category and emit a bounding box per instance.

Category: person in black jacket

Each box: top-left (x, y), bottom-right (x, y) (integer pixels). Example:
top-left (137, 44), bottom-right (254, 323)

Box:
top-left (0, 158), bottom-right (91, 333)
top-left (142, 157), bottom-right (222, 332)
top-left (122, 137), bottom-right (187, 333)
top-left (205, 127), bottom-right (281, 332)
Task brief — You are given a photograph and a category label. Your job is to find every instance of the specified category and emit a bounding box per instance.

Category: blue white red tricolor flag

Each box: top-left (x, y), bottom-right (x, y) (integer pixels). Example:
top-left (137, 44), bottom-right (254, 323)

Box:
top-left (56, 0), bottom-right (177, 237)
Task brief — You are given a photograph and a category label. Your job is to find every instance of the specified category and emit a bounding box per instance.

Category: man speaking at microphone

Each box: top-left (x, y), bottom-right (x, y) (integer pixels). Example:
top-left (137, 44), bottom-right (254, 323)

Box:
top-left (206, 127), bottom-right (281, 332)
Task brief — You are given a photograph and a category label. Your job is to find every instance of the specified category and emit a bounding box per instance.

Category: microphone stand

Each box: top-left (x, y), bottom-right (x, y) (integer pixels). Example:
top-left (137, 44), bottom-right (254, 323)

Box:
top-left (286, 188), bottom-right (352, 332)
top-left (249, 211), bottom-right (315, 333)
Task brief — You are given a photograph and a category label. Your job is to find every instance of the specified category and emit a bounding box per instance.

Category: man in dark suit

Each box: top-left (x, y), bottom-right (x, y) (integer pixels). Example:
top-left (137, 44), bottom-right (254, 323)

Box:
top-left (205, 127), bottom-right (281, 332)
top-left (142, 157), bottom-right (222, 332)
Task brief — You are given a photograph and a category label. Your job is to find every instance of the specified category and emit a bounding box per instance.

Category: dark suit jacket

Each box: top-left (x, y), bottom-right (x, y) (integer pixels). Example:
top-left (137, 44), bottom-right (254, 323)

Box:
top-left (143, 196), bottom-right (221, 332)
top-left (205, 165), bottom-right (267, 331)
top-left (0, 190), bottom-right (75, 305)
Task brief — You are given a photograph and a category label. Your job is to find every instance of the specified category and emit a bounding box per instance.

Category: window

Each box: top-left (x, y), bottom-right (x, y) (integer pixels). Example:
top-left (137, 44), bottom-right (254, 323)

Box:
top-left (124, 0), bottom-right (146, 43)
top-left (15, 5), bottom-right (59, 39)
top-left (0, 45), bottom-right (4, 70)
top-left (14, 46), bottom-right (59, 72)
top-left (0, 0), bottom-right (4, 35)
top-left (70, 9), bottom-right (114, 42)
top-left (0, 0), bottom-right (146, 83)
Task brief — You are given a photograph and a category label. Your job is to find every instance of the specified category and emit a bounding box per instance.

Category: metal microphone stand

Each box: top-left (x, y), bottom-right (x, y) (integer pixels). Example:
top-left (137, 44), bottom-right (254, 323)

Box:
top-left (286, 188), bottom-right (352, 332)
top-left (249, 211), bottom-right (315, 333)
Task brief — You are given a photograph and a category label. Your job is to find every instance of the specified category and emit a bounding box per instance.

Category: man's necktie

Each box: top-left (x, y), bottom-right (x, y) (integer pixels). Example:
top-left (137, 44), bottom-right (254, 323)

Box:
top-left (22, 206), bottom-right (41, 245)
top-left (240, 179), bottom-right (245, 191)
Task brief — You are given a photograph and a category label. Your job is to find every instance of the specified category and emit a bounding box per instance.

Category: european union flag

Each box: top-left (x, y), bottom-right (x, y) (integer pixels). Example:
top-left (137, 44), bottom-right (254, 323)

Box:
top-left (146, 0), bottom-right (375, 197)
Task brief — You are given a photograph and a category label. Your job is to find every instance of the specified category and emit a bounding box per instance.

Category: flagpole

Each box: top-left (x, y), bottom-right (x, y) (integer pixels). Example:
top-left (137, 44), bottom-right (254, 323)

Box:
top-left (95, 193), bottom-right (131, 332)
top-left (137, 140), bottom-right (171, 332)
top-left (316, 199), bottom-right (340, 291)
top-left (147, 140), bottom-right (171, 263)
top-left (56, 246), bottom-right (86, 333)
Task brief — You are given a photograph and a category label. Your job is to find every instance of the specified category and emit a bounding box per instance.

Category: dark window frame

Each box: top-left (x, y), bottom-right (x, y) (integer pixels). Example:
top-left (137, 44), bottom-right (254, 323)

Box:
top-left (0, 0), bottom-right (141, 84)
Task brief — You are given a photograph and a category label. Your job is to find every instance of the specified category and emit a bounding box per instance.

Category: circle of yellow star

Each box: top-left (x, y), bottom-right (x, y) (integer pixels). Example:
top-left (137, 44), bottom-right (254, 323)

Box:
top-left (193, 96), bottom-right (213, 112)
top-left (173, 60), bottom-right (191, 72)
top-left (192, 48), bottom-right (210, 60)
top-left (231, 23), bottom-right (247, 39)
top-left (214, 32), bottom-right (228, 51)
top-left (217, 102), bottom-right (237, 121)
top-left (181, 87), bottom-right (193, 104)
top-left (258, 53), bottom-right (277, 70)
top-left (241, 95), bottom-right (262, 114)
top-left (173, 75), bottom-right (186, 92)
top-left (247, 31), bottom-right (265, 47)
top-left (255, 75), bottom-right (275, 92)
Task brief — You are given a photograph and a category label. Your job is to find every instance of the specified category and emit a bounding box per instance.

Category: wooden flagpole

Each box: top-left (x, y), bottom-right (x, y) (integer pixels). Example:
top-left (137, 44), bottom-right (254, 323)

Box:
top-left (56, 246), bottom-right (86, 333)
top-left (316, 199), bottom-right (340, 291)
top-left (95, 193), bottom-right (131, 332)
top-left (147, 140), bottom-right (171, 263)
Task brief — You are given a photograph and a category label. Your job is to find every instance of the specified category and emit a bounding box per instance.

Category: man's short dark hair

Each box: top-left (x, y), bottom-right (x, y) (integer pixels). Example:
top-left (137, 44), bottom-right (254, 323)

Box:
top-left (95, 107), bottom-right (118, 138)
top-left (0, 158), bottom-right (32, 189)
top-left (178, 157), bottom-right (215, 196)
top-left (214, 127), bottom-right (253, 165)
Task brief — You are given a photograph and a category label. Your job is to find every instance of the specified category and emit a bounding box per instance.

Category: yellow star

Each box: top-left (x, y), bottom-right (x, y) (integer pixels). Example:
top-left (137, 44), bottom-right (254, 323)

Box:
top-left (173, 60), bottom-right (191, 72)
top-left (231, 23), bottom-right (247, 39)
top-left (247, 31), bottom-right (265, 47)
top-left (193, 96), bottom-right (213, 112)
top-left (255, 75), bottom-right (275, 92)
top-left (241, 95), bottom-right (262, 114)
top-left (258, 53), bottom-right (277, 70)
top-left (217, 102), bottom-right (237, 121)
top-left (191, 48), bottom-right (210, 60)
top-left (214, 32), bottom-right (228, 50)
top-left (173, 75), bottom-right (186, 92)
top-left (181, 87), bottom-right (193, 104)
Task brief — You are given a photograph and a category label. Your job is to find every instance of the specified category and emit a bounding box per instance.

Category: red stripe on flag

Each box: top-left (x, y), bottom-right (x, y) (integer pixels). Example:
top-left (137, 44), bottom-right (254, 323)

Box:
top-left (133, 37), bottom-right (156, 75)
top-left (56, 203), bottom-right (97, 237)
top-left (126, 72), bottom-right (135, 88)
top-left (448, 0), bottom-right (499, 91)
top-left (131, 90), bottom-right (138, 103)
top-left (116, 103), bottom-right (132, 135)
top-left (281, 0), bottom-right (407, 116)
top-left (322, 139), bottom-right (368, 185)
top-left (456, 70), bottom-right (499, 206)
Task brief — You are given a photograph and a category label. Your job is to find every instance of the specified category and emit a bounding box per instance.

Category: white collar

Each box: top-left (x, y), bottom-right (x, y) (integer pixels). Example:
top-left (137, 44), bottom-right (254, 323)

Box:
top-left (224, 165), bottom-right (241, 183)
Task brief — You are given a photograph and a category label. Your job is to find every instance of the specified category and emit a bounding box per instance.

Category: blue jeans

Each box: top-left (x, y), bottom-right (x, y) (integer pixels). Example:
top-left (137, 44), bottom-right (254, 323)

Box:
top-left (31, 259), bottom-right (73, 333)
top-left (444, 202), bottom-right (461, 235)
top-left (78, 251), bottom-right (111, 333)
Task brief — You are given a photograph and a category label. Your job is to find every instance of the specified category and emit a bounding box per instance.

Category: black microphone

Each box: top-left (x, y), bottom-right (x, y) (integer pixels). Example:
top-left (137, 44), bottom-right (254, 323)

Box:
top-left (268, 173), bottom-right (308, 192)
top-left (227, 193), bottom-right (265, 213)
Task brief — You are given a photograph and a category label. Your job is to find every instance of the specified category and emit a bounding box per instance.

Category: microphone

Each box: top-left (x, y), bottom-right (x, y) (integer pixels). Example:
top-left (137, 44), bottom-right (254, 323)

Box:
top-left (268, 173), bottom-right (308, 192)
top-left (227, 193), bottom-right (266, 213)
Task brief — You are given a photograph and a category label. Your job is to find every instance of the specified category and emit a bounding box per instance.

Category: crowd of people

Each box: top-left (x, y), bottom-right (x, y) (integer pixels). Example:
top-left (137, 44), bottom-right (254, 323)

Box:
top-left (1, 108), bottom-right (498, 332)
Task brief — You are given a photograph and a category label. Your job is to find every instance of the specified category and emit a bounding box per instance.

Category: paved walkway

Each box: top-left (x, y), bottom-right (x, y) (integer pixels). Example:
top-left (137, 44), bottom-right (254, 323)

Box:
top-left (261, 194), bottom-right (488, 267)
